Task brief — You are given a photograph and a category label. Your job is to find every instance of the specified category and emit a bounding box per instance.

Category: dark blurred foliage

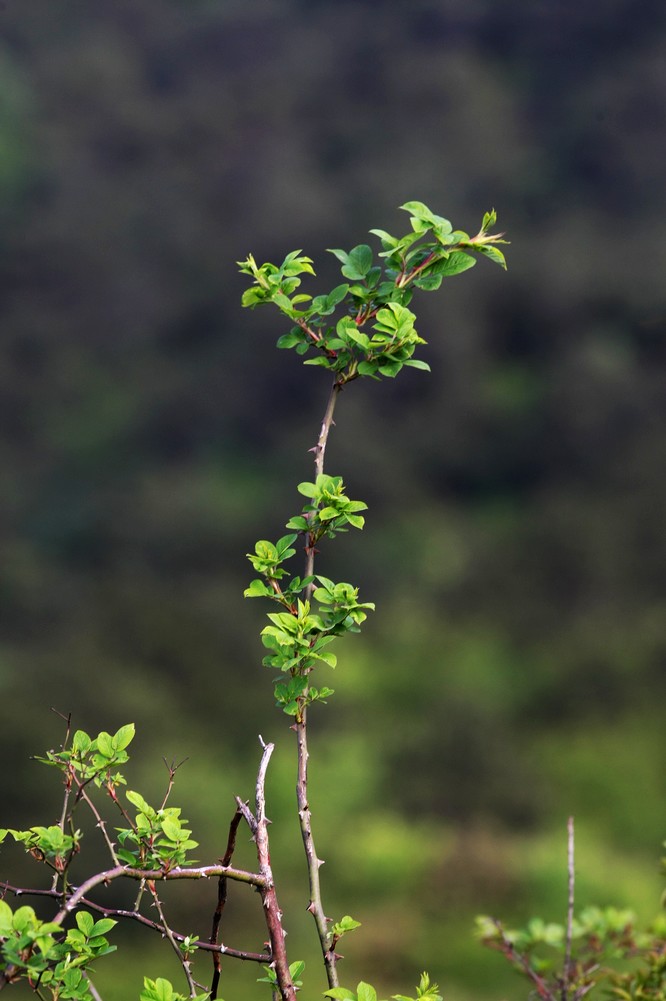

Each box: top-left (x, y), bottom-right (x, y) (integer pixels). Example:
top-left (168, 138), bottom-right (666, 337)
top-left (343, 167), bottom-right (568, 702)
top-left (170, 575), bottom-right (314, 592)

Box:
top-left (1, 1), bottom-right (666, 998)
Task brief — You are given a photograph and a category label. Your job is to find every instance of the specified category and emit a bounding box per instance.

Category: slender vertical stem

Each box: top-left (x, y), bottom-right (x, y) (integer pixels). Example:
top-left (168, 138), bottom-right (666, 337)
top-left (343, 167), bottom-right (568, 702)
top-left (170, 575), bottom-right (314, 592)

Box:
top-left (210, 806), bottom-right (243, 999)
top-left (305, 377), bottom-right (342, 584)
top-left (149, 885), bottom-right (199, 998)
top-left (296, 709), bottom-right (338, 987)
top-left (297, 375), bottom-right (343, 988)
top-left (563, 815), bottom-right (575, 1000)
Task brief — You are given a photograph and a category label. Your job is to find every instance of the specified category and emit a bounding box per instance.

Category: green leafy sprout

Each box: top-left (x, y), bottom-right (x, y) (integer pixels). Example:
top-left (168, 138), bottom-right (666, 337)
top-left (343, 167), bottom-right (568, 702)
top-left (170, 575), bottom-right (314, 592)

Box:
top-left (238, 201), bottom-right (507, 385)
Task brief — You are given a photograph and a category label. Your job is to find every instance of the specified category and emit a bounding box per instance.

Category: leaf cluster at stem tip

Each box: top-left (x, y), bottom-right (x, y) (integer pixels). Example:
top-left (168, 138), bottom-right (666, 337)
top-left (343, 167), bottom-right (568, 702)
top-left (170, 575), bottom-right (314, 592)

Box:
top-left (238, 200), bottom-right (507, 385)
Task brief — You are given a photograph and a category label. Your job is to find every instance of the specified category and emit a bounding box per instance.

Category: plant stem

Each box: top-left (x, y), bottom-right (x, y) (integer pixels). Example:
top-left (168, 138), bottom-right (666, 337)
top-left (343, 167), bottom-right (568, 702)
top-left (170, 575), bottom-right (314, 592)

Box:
top-left (149, 884), bottom-right (199, 998)
top-left (48, 862), bottom-right (267, 927)
top-left (305, 376), bottom-right (342, 582)
top-left (296, 709), bottom-right (338, 986)
top-left (82, 973), bottom-right (104, 1001)
top-left (210, 806), bottom-right (244, 999)
top-left (298, 375), bottom-right (343, 988)
top-left (237, 739), bottom-right (297, 1001)
top-left (563, 815), bottom-right (575, 1000)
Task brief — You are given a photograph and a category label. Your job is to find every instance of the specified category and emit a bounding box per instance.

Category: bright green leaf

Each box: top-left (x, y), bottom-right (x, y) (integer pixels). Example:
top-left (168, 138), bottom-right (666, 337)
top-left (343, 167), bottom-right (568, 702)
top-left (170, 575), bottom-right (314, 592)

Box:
top-left (112, 723), bottom-right (135, 751)
top-left (75, 911), bottom-right (94, 937)
top-left (126, 790), bottom-right (153, 816)
top-left (95, 731), bottom-right (113, 757)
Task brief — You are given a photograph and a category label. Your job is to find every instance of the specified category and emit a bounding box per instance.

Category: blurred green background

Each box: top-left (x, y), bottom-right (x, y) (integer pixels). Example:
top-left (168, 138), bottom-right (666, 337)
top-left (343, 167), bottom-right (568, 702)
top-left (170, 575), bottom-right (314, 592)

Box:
top-left (1, 1), bottom-right (665, 998)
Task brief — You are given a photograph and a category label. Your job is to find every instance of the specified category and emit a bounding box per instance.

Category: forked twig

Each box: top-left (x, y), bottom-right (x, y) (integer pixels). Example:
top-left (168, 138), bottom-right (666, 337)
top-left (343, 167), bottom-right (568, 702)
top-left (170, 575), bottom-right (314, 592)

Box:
top-left (236, 738), bottom-right (297, 1001)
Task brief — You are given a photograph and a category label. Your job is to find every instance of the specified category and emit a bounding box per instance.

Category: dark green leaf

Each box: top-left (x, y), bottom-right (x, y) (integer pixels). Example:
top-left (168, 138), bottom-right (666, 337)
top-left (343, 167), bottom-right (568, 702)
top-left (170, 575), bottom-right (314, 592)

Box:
top-left (276, 330), bottom-right (302, 349)
top-left (341, 244), bottom-right (373, 280)
top-left (432, 251), bottom-right (476, 277)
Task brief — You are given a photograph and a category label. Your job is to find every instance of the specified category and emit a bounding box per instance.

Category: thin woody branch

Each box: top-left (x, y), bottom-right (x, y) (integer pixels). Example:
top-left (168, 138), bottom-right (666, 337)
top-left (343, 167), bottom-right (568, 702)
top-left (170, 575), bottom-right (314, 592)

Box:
top-left (149, 883), bottom-right (199, 998)
top-left (305, 376), bottom-right (342, 583)
top-left (563, 815), bottom-right (575, 1000)
top-left (210, 805), bottom-right (244, 998)
top-left (486, 918), bottom-right (558, 1001)
top-left (74, 897), bottom-right (271, 963)
top-left (296, 713), bottom-right (338, 986)
top-left (237, 738), bottom-right (297, 1001)
top-left (298, 375), bottom-right (343, 987)
top-left (47, 861), bottom-right (267, 927)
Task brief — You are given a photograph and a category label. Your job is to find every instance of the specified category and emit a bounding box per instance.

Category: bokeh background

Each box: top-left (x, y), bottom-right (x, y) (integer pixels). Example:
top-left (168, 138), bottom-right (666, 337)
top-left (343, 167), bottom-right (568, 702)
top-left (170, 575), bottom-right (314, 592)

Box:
top-left (1, 2), bottom-right (665, 998)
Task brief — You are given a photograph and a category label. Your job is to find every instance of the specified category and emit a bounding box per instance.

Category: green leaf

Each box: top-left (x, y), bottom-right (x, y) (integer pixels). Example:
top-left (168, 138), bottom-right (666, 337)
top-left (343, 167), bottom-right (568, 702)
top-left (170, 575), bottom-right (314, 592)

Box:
top-left (297, 481), bottom-right (317, 498)
top-left (332, 914), bottom-right (362, 936)
top-left (241, 286), bottom-right (265, 308)
top-left (430, 251), bottom-right (476, 277)
top-left (341, 244), bottom-right (373, 280)
top-left (95, 731), bottom-right (114, 757)
top-left (303, 355), bottom-right (335, 367)
top-left (285, 515), bottom-right (309, 531)
top-left (72, 730), bottom-right (92, 754)
top-left (378, 360), bottom-right (403, 377)
top-left (276, 533), bottom-right (298, 556)
top-left (345, 513), bottom-right (365, 529)
top-left (126, 790), bottom-right (153, 816)
top-left (482, 208), bottom-right (497, 230)
top-left (314, 650), bottom-right (337, 668)
top-left (13, 904), bottom-right (38, 931)
top-left (140, 978), bottom-right (175, 1001)
top-left (327, 248), bottom-right (349, 266)
top-left (319, 506), bottom-right (341, 521)
top-left (91, 917), bottom-right (116, 937)
top-left (346, 326), bottom-right (370, 349)
top-left (357, 984), bottom-right (378, 1001)
top-left (160, 817), bottom-right (182, 841)
top-left (0, 900), bottom-right (13, 936)
top-left (326, 284), bottom-right (350, 309)
top-left (369, 227), bottom-right (399, 249)
top-left (413, 273), bottom-right (443, 291)
top-left (254, 540), bottom-right (278, 561)
top-left (76, 911), bottom-right (94, 937)
top-left (277, 330), bottom-right (302, 349)
top-left (289, 960), bottom-right (306, 982)
top-left (477, 243), bottom-right (507, 269)
top-left (403, 359), bottom-right (431, 372)
top-left (324, 991), bottom-right (357, 1001)
top-left (112, 723), bottom-right (135, 751)
top-left (400, 200), bottom-right (434, 219)
top-left (244, 579), bottom-right (272, 598)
